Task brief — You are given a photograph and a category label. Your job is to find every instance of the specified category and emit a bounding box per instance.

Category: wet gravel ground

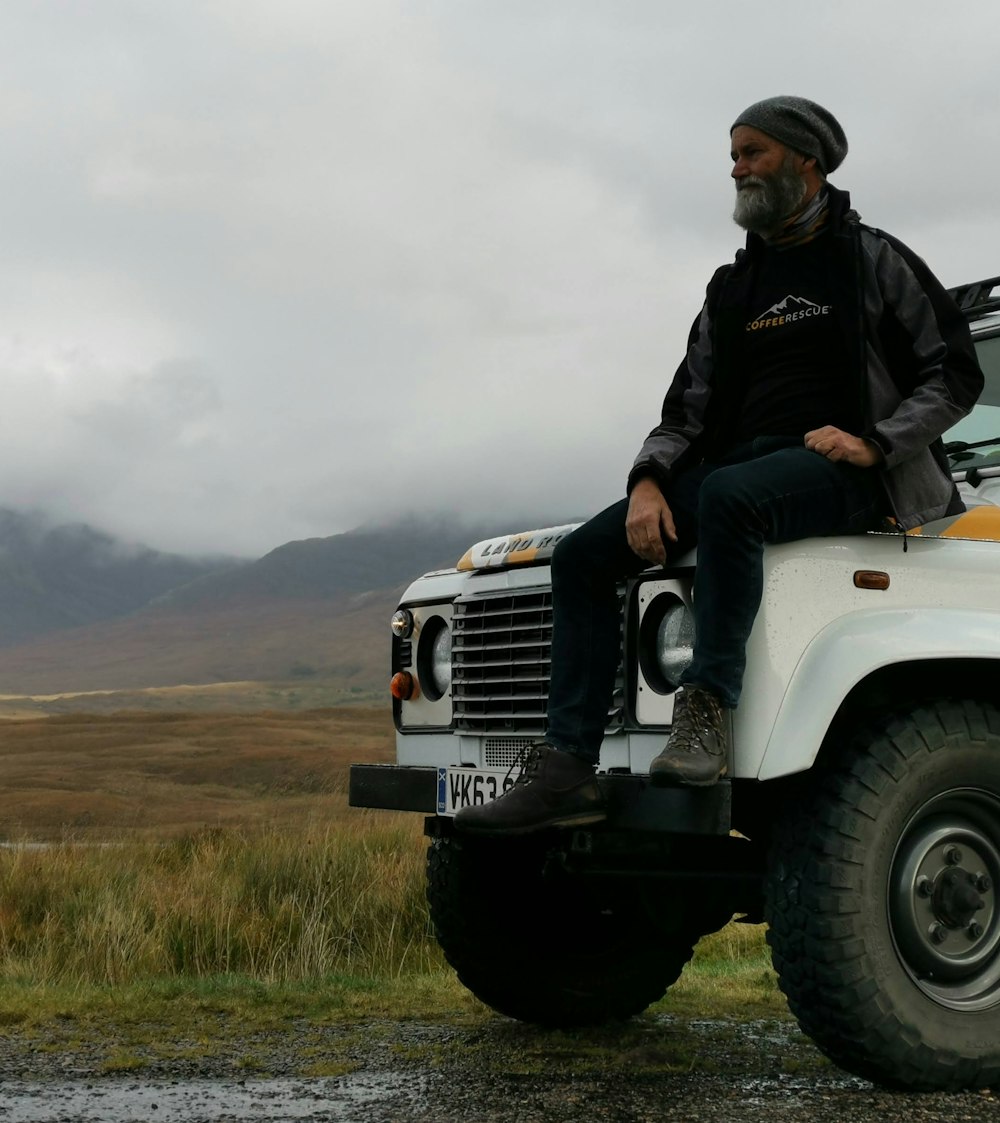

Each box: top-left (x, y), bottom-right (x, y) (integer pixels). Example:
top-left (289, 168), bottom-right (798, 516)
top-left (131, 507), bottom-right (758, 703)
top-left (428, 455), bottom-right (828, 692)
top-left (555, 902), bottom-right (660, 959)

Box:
top-left (1, 1015), bottom-right (998, 1122)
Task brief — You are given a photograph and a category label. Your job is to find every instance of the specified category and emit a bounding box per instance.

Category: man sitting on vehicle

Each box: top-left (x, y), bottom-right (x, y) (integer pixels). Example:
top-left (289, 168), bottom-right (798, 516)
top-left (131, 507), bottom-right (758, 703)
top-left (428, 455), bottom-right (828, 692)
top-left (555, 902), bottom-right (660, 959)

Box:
top-left (456, 95), bottom-right (984, 835)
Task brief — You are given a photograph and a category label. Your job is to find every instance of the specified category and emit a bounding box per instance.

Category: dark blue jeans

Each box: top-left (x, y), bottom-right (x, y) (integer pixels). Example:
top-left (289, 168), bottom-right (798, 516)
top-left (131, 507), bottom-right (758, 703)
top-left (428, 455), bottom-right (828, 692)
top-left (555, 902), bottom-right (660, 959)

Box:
top-left (545, 437), bottom-right (884, 764)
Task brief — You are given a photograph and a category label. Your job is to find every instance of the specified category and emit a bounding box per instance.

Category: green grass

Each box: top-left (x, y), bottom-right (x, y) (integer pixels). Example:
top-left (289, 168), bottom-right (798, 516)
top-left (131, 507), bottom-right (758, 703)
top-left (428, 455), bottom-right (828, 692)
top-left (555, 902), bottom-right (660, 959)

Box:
top-left (664, 919), bottom-right (785, 1018)
top-left (0, 818), bottom-right (787, 1051)
top-left (0, 965), bottom-right (793, 1080)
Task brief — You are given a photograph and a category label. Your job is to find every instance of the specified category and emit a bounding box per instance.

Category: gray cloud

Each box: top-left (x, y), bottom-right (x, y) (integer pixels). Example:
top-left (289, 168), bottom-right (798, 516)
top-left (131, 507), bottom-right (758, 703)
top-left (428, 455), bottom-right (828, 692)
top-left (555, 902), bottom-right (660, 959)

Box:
top-left (0, 0), bottom-right (996, 554)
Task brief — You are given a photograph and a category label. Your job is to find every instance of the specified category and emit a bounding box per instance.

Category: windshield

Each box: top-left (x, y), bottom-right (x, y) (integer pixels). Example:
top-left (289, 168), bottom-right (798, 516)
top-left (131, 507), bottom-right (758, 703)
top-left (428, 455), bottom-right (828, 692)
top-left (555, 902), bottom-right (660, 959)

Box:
top-left (945, 332), bottom-right (1000, 463)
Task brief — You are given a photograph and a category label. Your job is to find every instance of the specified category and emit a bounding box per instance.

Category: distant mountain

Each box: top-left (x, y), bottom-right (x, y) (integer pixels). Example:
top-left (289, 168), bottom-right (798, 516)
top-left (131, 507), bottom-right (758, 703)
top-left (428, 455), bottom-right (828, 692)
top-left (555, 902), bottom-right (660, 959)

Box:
top-left (0, 513), bottom-right (543, 697)
top-left (0, 589), bottom-right (393, 696)
top-left (151, 517), bottom-right (508, 609)
top-left (0, 509), bottom-right (239, 647)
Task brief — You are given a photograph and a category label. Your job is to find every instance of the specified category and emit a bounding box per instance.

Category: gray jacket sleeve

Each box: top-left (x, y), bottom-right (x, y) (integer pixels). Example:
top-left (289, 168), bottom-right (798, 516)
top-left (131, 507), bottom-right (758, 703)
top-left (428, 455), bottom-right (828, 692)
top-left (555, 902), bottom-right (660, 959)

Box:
top-left (627, 301), bottom-right (715, 493)
top-left (861, 230), bottom-right (983, 468)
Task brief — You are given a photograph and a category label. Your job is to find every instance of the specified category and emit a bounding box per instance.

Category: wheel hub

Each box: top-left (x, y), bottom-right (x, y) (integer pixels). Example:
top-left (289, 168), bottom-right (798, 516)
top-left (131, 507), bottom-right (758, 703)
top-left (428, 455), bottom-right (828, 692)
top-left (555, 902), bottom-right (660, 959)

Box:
top-left (890, 789), bottom-right (1000, 1010)
top-left (932, 864), bottom-right (987, 930)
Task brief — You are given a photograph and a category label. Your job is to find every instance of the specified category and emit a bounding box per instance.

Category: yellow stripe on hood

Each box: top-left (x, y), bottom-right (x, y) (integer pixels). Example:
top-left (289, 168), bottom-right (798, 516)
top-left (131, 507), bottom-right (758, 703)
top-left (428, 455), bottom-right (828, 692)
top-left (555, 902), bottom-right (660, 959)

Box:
top-left (455, 524), bottom-right (581, 571)
top-left (908, 505), bottom-right (1000, 543)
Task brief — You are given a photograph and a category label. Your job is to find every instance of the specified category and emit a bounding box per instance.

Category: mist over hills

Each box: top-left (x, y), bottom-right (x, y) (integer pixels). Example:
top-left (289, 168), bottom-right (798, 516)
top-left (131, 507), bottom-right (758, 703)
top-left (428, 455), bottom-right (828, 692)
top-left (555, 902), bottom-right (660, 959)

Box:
top-left (152, 517), bottom-right (505, 610)
top-left (0, 511), bottom-right (546, 699)
top-left (0, 509), bottom-right (238, 647)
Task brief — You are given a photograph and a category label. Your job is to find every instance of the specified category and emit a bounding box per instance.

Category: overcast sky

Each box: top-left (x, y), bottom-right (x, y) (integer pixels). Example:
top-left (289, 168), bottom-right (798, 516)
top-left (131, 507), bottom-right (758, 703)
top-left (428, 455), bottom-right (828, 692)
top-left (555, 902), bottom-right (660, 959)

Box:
top-left (1, 0), bottom-right (997, 556)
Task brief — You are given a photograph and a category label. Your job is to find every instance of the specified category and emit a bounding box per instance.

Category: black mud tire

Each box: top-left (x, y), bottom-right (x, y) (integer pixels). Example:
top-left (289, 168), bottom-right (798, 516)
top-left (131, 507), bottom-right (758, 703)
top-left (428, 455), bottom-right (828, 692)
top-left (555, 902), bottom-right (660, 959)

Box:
top-left (427, 832), bottom-right (705, 1026)
top-left (766, 699), bottom-right (1000, 1091)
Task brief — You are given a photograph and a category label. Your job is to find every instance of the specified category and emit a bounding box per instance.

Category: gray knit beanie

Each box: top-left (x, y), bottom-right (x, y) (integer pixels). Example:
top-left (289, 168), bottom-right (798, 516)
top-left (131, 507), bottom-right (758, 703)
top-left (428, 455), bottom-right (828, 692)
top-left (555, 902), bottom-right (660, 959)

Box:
top-left (731, 96), bottom-right (847, 174)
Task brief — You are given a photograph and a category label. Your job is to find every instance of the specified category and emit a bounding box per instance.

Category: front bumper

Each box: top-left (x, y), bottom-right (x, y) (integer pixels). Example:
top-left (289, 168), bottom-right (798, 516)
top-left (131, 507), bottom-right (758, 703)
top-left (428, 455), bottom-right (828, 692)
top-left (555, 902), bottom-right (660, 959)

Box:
top-left (349, 763), bottom-right (731, 835)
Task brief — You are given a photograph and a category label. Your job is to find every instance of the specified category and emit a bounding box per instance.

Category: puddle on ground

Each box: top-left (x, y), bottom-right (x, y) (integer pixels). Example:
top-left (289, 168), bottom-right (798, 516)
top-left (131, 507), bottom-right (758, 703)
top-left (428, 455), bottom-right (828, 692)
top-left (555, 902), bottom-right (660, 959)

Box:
top-left (0, 1071), bottom-right (424, 1123)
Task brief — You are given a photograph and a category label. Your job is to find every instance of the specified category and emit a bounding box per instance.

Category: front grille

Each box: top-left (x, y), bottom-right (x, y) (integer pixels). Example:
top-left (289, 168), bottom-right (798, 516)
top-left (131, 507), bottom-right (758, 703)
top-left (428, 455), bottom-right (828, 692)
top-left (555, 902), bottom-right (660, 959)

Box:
top-left (484, 737), bottom-right (533, 769)
top-left (451, 587), bottom-right (623, 735)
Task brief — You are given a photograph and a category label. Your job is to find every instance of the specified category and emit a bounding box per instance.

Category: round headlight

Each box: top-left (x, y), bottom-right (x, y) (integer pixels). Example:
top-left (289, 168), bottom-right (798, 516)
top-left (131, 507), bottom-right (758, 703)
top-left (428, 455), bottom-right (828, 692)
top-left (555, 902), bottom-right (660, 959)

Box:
top-left (391, 609), bottom-right (414, 638)
top-left (417, 615), bottom-right (452, 701)
top-left (638, 594), bottom-right (695, 695)
top-left (430, 626), bottom-right (452, 696)
top-left (655, 602), bottom-right (695, 687)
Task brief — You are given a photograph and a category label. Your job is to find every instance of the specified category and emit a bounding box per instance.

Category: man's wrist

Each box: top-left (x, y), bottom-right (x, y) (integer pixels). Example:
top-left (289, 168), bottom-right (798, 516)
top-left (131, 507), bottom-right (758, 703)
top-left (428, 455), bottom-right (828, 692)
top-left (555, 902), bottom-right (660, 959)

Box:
top-left (632, 475), bottom-right (661, 493)
top-left (861, 437), bottom-right (885, 464)
top-left (860, 428), bottom-right (891, 461)
top-left (627, 465), bottom-right (668, 495)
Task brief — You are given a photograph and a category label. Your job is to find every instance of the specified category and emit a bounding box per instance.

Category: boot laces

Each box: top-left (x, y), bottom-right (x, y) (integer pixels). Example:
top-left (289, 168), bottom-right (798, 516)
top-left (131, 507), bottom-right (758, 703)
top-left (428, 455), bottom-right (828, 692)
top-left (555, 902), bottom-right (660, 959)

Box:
top-left (673, 690), bottom-right (724, 755)
top-left (507, 741), bottom-right (548, 787)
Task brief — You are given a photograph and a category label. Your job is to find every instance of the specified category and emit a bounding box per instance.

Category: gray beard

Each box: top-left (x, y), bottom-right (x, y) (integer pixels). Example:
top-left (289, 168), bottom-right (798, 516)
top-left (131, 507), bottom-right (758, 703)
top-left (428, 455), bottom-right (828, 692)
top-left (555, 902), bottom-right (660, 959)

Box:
top-left (733, 159), bottom-right (807, 236)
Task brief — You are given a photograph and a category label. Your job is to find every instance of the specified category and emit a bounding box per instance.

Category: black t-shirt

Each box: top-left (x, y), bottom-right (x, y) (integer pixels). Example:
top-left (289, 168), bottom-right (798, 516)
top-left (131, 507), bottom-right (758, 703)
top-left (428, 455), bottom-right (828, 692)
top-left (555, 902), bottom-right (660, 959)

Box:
top-left (735, 237), bottom-right (859, 443)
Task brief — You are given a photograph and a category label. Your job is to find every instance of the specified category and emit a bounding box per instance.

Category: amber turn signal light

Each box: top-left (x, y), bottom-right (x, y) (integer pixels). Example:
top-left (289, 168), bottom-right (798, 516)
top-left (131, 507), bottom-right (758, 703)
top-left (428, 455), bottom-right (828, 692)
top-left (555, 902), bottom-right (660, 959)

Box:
top-left (853, 570), bottom-right (890, 590)
top-left (391, 671), bottom-right (416, 700)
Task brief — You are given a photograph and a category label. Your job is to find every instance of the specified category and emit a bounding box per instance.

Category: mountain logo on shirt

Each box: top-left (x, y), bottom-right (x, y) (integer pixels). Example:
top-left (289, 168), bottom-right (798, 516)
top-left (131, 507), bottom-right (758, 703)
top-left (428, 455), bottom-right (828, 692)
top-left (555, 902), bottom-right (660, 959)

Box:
top-left (746, 295), bottom-right (833, 331)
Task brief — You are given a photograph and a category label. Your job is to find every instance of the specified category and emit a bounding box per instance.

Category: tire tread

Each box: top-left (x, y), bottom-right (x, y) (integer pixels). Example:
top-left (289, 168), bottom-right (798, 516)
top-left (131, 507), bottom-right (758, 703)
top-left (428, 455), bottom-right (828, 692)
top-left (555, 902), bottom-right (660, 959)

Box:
top-left (766, 699), bottom-right (1000, 1091)
top-left (427, 834), bottom-right (698, 1027)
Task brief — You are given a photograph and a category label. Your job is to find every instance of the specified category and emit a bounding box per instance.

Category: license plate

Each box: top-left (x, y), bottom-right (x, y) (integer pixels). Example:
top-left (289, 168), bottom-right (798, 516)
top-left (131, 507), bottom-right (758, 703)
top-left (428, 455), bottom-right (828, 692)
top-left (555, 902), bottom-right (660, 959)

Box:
top-left (437, 767), bottom-right (518, 815)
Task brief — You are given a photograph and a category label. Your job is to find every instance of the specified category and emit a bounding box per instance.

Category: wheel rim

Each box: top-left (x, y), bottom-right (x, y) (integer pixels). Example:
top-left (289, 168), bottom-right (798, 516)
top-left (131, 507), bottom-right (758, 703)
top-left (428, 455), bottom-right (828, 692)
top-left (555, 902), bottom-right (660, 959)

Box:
top-left (889, 788), bottom-right (1000, 1011)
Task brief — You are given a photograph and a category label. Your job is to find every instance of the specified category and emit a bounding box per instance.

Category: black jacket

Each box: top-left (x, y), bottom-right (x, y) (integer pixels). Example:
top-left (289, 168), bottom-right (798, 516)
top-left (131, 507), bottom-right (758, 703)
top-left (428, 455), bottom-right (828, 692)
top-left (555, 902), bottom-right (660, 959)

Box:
top-left (629, 185), bottom-right (985, 529)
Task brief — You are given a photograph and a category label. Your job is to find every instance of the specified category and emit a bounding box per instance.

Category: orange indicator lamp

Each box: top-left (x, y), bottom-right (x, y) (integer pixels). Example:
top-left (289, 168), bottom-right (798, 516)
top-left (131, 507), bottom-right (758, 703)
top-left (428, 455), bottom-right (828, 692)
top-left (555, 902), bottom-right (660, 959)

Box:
top-left (853, 570), bottom-right (891, 590)
top-left (391, 671), bottom-right (417, 701)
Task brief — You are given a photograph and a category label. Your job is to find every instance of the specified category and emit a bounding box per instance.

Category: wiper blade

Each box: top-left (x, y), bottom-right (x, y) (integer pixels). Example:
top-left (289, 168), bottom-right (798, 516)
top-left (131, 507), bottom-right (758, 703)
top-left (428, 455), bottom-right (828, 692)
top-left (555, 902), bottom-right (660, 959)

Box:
top-left (944, 436), bottom-right (1000, 462)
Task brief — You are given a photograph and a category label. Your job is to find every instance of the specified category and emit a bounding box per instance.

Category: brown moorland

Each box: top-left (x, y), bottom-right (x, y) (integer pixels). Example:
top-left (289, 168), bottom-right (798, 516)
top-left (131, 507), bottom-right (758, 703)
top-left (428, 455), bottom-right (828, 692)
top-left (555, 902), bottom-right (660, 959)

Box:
top-left (0, 593), bottom-right (394, 698)
top-left (0, 706), bottom-right (395, 841)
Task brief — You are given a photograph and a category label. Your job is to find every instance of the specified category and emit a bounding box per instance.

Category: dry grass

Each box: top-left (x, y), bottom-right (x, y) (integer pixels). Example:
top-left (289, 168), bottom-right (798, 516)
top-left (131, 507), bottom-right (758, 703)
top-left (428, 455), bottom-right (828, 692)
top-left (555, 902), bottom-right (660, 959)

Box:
top-left (0, 815), bottom-right (778, 1013)
top-left (0, 704), bottom-right (782, 1020)
top-left (0, 706), bottom-right (443, 991)
top-left (0, 707), bottom-right (394, 841)
top-left (0, 816), bottom-right (438, 987)
top-left (0, 679), bottom-right (384, 720)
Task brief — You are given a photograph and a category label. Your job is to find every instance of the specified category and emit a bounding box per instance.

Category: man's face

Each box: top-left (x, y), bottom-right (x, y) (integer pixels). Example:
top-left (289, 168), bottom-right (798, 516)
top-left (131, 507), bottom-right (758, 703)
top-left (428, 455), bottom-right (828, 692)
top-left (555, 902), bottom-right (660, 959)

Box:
top-left (730, 125), bottom-right (808, 235)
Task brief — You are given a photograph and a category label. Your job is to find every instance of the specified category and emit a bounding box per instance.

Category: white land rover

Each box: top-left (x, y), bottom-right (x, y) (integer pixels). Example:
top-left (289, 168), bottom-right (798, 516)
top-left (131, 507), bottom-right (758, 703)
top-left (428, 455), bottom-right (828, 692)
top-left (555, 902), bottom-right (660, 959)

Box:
top-left (350, 276), bottom-right (1000, 1092)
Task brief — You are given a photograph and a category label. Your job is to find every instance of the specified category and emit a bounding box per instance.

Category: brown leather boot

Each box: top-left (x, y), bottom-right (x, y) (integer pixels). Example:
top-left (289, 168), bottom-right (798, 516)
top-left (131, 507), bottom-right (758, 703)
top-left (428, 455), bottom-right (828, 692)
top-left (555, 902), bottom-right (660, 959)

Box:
top-left (454, 743), bottom-right (606, 835)
top-left (649, 686), bottom-right (730, 787)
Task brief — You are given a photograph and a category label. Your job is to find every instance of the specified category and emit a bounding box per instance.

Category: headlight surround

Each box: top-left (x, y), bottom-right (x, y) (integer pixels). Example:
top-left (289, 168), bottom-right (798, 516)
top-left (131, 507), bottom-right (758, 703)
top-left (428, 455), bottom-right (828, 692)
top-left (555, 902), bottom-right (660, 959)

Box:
top-left (417, 615), bottom-right (452, 701)
top-left (638, 594), bottom-right (695, 695)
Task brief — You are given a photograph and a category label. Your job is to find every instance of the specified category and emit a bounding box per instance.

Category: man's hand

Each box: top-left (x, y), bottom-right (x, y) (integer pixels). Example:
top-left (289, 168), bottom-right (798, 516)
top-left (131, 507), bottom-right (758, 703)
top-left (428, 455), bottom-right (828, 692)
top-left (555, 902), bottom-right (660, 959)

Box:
top-left (626, 477), bottom-right (677, 565)
top-left (804, 426), bottom-right (884, 467)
